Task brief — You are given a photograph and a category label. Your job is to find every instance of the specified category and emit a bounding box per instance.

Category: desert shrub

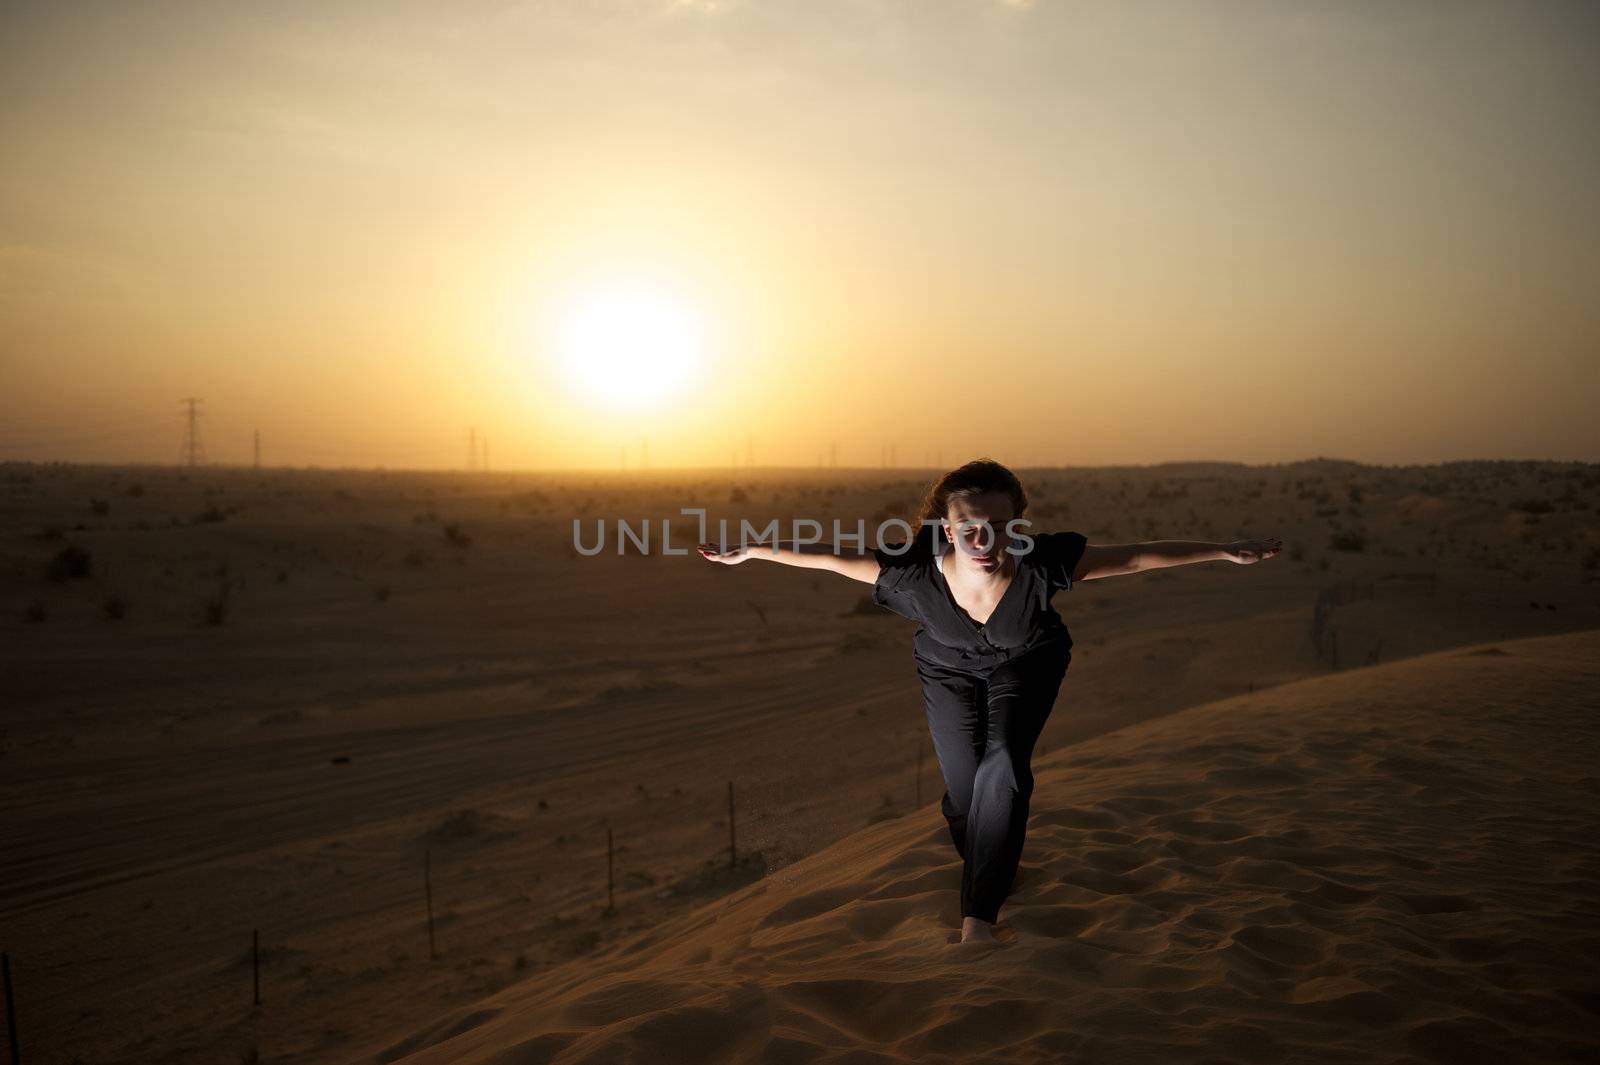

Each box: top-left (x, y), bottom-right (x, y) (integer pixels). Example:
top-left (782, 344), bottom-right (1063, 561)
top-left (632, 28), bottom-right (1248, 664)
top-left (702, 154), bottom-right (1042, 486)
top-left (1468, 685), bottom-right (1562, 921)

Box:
top-left (103, 594), bottom-right (128, 620)
top-left (442, 523), bottom-right (472, 548)
top-left (48, 544), bottom-right (92, 582)
top-left (844, 595), bottom-right (881, 617)
top-left (198, 582), bottom-right (231, 626)
top-left (24, 601), bottom-right (46, 623)
top-left (374, 583), bottom-right (391, 603)
top-left (1330, 530), bottom-right (1366, 552)
top-left (194, 505), bottom-right (227, 524)
top-left (837, 631), bottom-right (878, 654)
top-left (89, 498), bottom-right (110, 516)
top-left (565, 929), bottom-right (602, 956)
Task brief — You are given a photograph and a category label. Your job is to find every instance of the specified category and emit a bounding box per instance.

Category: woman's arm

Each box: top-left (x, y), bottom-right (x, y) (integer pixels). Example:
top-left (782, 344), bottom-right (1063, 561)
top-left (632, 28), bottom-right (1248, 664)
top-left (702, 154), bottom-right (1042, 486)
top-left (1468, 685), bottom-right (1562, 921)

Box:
top-left (1133, 540), bottom-right (1232, 572)
top-left (1078, 537), bottom-right (1282, 580)
top-left (698, 539), bottom-right (881, 584)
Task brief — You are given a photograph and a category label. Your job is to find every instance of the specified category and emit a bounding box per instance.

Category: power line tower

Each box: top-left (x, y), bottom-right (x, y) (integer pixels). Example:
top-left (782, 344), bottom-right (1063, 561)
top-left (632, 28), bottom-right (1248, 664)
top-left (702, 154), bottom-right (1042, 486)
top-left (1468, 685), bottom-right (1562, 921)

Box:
top-left (466, 427), bottom-right (479, 471)
top-left (253, 429), bottom-right (260, 470)
top-left (178, 397), bottom-right (205, 467)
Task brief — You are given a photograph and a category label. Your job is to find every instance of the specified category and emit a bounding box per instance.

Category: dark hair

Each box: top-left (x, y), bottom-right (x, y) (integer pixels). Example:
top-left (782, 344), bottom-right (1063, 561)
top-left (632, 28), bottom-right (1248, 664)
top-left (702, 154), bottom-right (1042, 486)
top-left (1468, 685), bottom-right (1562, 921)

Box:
top-left (916, 457), bottom-right (1028, 525)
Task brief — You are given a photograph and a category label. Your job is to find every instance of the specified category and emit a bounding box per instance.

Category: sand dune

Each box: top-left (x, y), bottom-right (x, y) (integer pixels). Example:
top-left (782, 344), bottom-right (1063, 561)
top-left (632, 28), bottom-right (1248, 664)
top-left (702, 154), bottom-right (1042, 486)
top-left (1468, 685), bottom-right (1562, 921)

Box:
top-left (6, 460), bottom-right (1596, 1061)
top-left (361, 629), bottom-right (1600, 1065)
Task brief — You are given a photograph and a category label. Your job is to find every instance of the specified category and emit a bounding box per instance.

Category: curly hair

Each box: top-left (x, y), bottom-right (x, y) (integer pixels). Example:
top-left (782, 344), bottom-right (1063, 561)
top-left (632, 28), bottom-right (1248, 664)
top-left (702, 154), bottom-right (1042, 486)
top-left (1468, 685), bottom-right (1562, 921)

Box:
top-left (916, 457), bottom-right (1028, 525)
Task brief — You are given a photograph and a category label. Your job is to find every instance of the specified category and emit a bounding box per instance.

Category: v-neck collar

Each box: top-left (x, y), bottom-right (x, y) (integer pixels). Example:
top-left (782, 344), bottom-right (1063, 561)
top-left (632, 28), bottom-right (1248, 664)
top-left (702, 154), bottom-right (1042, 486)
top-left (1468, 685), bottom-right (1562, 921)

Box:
top-left (933, 541), bottom-right (1025, 633)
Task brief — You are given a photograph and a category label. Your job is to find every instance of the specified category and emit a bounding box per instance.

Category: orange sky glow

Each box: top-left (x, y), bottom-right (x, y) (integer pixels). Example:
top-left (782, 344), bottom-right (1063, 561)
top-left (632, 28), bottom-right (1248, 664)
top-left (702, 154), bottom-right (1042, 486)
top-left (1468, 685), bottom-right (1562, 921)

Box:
top-left (2, 0), bottom-right (1597, 469)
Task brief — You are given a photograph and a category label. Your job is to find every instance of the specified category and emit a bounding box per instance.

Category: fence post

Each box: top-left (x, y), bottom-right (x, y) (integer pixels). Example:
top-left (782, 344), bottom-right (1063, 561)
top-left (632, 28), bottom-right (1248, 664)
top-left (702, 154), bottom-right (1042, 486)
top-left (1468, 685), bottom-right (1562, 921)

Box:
top-left (4, 950), bottom-right (19, 1065)
top-left (425, 850), bottom-right (437, 960)
top-left (252, 929), bottom-right (260, 1007)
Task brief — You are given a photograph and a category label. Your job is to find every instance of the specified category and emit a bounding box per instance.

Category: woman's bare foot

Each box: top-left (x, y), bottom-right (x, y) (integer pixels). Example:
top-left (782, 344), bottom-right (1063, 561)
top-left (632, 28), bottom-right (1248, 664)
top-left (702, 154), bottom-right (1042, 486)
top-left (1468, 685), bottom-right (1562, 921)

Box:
top-left (960, 916), bottom-right (996, 942)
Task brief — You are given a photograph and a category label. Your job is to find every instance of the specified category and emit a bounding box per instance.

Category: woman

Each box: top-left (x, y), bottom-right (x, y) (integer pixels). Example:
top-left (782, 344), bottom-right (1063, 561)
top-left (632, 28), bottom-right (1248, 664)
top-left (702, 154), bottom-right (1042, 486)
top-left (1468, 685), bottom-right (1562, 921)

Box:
top-left (698, 458), bottom-right (1282, 943)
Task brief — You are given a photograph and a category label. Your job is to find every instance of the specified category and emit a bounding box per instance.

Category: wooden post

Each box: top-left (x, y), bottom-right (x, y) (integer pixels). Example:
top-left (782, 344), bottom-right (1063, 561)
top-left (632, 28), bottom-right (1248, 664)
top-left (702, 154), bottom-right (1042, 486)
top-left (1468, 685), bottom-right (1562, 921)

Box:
top-left (728, 781), bottom-right (737, 868)
top-left (425, 850), bottom-right (437, 960)
top-left (606, 827), bottom-right (614, 914)
top-left (252, 929), bottom-right (260, 1007)
top-left (3, 950), bottom-right (19, 1065)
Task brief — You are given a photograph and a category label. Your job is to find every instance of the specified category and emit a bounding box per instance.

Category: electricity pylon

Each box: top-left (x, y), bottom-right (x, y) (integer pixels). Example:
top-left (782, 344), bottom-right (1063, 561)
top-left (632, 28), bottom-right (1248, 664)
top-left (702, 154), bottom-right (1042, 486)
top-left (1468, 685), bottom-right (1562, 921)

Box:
top-left (179, 398), bottom-right (205, 467)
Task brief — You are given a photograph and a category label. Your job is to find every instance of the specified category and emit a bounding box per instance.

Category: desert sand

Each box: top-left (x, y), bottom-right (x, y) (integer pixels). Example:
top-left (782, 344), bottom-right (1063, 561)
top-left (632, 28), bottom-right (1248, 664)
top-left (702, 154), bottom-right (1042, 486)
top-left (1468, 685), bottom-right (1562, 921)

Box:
top-left (2, 459), bottom-right (1596, 1064)
top-left (362, 628), bottom-right (1600, 1065)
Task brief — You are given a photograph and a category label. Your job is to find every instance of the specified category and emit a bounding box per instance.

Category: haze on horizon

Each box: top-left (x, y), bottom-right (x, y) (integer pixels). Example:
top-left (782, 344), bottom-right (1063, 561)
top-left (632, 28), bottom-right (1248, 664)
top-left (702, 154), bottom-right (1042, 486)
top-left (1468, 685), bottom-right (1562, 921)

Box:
top-left (2, 0), bottom-right (1597, 471)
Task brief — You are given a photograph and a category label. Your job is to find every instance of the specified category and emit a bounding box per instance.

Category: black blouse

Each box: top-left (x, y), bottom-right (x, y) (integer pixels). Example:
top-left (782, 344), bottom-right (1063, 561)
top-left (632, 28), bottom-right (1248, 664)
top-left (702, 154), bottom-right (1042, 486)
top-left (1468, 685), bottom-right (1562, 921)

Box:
top-left (872, 522), bottom-right (1088, 673)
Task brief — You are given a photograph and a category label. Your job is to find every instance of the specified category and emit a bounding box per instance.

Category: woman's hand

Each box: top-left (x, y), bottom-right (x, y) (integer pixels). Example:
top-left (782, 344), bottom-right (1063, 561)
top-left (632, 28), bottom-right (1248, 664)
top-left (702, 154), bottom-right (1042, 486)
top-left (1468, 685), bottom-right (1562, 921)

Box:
top-left (1223, 537), bottom-right (1284, 564)
top-left (698, 541), bottom-right (754, 565)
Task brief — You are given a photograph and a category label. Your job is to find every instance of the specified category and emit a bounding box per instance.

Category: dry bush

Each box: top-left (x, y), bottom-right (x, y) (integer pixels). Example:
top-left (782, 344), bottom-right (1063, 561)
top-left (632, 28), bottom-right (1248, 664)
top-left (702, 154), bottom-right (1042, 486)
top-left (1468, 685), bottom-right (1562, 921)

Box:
top-left (47, 544), bottom-right (91, 582)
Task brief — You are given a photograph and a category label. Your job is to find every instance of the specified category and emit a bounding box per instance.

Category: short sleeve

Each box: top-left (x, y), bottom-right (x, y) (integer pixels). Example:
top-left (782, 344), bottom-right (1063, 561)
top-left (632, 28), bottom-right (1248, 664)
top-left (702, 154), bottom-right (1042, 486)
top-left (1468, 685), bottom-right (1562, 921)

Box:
top-left (1033, 530), bottom-right (1088, 594)
top-left (871, 534), bottom-right (929, 618)
top-left (876, 543), bottom-right (928, 610)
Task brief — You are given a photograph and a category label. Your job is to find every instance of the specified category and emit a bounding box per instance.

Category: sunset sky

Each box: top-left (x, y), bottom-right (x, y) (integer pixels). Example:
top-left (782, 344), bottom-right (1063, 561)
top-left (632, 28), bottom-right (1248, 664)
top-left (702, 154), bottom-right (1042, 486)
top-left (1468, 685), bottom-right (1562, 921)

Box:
top-left (3, 0), bottom-right (1597, 470)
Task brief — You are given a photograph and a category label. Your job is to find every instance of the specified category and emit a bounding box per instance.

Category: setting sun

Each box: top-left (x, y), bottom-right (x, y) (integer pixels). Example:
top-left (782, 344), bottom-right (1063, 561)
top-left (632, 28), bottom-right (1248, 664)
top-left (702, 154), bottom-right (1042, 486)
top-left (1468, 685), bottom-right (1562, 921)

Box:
top-left (555, 281), bottom-right (705, 411)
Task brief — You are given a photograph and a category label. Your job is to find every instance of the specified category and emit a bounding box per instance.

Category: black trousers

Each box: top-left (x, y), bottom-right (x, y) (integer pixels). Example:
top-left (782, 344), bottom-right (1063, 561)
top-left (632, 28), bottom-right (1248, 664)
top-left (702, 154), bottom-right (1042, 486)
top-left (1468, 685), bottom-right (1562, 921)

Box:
top-left (917, 639), bottom-right (1070, 924)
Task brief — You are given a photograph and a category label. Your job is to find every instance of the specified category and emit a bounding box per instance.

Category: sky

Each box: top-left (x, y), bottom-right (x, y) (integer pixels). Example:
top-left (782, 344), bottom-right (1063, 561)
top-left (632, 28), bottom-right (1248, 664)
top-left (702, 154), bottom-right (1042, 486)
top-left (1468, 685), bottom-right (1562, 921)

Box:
top-left (2, 0), bottom-right (1597, 470)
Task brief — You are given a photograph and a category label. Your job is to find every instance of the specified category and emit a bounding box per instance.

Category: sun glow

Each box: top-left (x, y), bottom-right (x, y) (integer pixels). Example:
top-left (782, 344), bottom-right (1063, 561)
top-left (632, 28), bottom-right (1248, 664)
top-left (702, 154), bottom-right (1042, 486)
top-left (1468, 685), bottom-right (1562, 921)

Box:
top-left (556, 281), bottom-right (705, 410)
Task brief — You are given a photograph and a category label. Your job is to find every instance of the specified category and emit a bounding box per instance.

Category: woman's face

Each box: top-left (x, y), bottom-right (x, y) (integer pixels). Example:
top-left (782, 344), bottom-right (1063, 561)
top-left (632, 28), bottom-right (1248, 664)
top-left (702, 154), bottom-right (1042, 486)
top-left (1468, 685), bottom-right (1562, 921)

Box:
top-left (941, 491), bottom-right (1017, 573)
